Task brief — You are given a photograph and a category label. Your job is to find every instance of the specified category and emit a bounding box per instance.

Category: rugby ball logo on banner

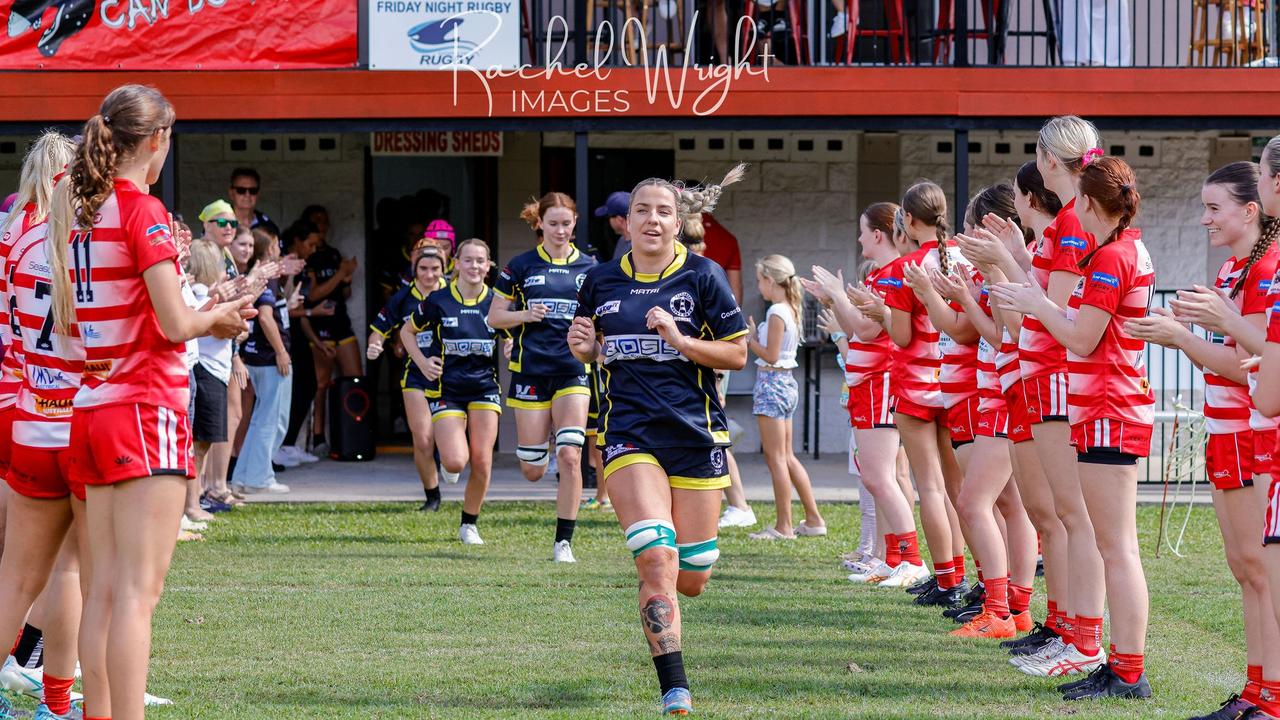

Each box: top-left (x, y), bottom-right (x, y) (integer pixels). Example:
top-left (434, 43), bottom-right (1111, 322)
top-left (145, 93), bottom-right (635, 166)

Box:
top-left (369, 1), bottom-right (519, 69)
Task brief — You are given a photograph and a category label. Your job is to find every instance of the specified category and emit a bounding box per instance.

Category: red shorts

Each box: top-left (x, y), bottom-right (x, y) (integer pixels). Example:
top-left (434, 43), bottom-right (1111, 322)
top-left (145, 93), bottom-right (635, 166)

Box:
top-left (1022, 372), bottom-right (1070, 424)
top-left (975, 409), bottom-right (1009, 438)
top-left (894, 396), bottom-right (946, 423)
top-left (1266, 476), bottom-right (1280, 545)
top-left (848, 372), bottom-right (895, 430)
top-left (946, 395), bottom-right (982, 445)
top-left (1004, 384), bottom-right (1034, 443)
top-left (1070, 418), bottom-right (1154, 459)
top-left (0, 405), bottom-right (12, 477)
top-left (68, 404), bottom-right (195, 487)
top-left (6, 445), bottom-right (83, 501)
top-left (1206, 431), bottom-right (1258, 491)
top-left (1254, 428), bottom-right (1278, 476)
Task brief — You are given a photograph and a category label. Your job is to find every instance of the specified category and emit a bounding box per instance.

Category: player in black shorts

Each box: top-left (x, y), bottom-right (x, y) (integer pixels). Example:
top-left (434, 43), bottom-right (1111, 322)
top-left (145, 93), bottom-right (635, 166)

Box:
top-left (489, 193), bottom-right (597, 563)
top-left (302, 205), bottom-right (360, 452)
top-left (568, 164), bottom-right (747, 716)
top-left (368, 248), bottom-right (448, 511)
top-left (403, 239), bottom-right (501, 546)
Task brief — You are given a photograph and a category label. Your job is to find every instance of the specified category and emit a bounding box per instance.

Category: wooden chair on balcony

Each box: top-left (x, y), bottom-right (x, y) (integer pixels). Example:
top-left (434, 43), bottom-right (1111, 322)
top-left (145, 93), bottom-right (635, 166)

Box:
top-left (834, 0), bottom-right (912, 64)
top-left (738, 0), bottom-right (812, 65)
top-left (1190, 0), bottom-right (1270, 65)
top-left (586, 0), bottom-right (689, 65)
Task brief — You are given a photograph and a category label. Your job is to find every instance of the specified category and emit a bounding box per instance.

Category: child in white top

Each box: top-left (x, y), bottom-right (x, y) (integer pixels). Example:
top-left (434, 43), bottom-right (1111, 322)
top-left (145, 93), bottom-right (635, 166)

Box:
top-left (747, 254), bottom-right (825, 540)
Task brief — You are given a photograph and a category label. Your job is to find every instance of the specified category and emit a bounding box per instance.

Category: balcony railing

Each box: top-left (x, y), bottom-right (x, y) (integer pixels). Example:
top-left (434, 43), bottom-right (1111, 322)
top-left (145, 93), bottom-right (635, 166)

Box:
top-left (518, 0), bottom-right (1277, 68)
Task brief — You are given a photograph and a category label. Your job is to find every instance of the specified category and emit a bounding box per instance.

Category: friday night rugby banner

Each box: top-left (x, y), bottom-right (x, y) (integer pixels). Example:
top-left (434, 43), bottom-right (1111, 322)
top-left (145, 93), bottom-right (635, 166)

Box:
top-left (0, 0), bottom-right (357, 69)
top-left (368, 0), bottom-right (519, 70)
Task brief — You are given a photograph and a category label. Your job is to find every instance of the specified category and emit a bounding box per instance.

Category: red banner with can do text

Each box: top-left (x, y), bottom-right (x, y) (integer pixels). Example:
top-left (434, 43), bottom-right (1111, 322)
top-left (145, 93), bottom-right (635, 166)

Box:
top-left (0, 0), bottom-right (356, 69)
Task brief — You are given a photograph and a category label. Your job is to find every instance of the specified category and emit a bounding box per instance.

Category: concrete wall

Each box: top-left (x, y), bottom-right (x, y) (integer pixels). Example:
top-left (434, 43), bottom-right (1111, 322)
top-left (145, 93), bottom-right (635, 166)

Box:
top-left (176, 133), bottom-right (370, 339)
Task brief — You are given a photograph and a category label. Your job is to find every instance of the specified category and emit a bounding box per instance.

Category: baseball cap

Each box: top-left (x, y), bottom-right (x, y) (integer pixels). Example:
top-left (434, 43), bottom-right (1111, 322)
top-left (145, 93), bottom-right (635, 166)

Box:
top-left (198, 199), bottom-right (234, 222)
top-left (424, 219), bottom-right (456, 249)
top-left (594, 191), bottom-right (630, 218)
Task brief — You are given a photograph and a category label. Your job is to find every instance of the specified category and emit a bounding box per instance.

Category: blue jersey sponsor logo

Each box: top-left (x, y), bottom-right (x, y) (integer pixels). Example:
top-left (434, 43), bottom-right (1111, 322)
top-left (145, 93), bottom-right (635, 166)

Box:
top-left (1259, 279), bottom-right (1272, 292)
top-left (597, 300), bottom-right (621, 316)
top-left (1060, 236), bottom-right (1088, 251)
top-left (876, 277), bottom-right (903, 288)
top-left (1090, 271), bottom-right (1120, 288)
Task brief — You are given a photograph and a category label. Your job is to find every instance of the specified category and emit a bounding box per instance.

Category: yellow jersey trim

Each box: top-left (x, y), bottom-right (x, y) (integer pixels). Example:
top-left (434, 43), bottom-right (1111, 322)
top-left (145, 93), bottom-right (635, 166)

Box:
top-left (620, 243), bottom-right (688, 283)
top-left (537, 244), bottom-right (580, 266)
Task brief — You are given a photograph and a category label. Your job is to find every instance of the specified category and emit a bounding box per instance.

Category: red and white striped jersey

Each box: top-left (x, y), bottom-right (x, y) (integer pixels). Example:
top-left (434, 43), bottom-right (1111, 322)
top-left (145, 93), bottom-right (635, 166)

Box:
top-left (974, 286), bottom-right (1006, 413)
top-left (10, 221), bottom-right (83, 448)
top-left (844, 264), bottom-right (895, 388)
top-left (0, 204), bottom-right (38, 409)
top-left (1065, 230), bottom-right (1156, 428)
top-left (938, 251), bottom-right (980, 410)
top-left (883, 240), bottom-right (943, 409)
top-left (1204, 250), bottom-right (1280, 435)
top-left (72, 179), bottom-right (187, 413)
top-left (1020, 200), bottom-right (1095, 381)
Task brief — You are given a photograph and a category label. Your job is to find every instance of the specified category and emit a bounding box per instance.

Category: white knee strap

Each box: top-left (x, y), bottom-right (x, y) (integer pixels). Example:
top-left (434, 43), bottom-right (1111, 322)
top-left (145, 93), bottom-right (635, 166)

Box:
top-left (625, 519), bottom-right (677, 558)
top-left (516, 442), bottom-right (550, 465)
top-left (556, 426), bottom-right (586, 449)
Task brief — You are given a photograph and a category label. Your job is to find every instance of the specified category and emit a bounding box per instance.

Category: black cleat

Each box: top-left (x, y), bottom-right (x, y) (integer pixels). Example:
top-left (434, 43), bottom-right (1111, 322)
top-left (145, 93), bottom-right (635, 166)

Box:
top-left (959, 582), bottom-right (984, 607)
top-left (419, 497), bottom-right (441, 512)
top-left (1184, 694), bottom-right (1260, 720)
top-left (906, 575), bottom-right (936, 596)
top-left (1058, 663), bottom-right (1109, 694)
top-left (1002, 622), bottom-right (1058, 655)
top-left (915, 582), bottom-right (967, 608)
top-left (945, 599), bottom-right (983, 623)
top-left (1063, 665), bottom-right (1151, 701)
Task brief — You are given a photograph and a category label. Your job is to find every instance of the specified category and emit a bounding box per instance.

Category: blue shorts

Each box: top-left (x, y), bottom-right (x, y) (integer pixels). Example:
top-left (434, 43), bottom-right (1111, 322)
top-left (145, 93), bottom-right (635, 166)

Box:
top-left (506, 371), bottom-right (591, 410)
top-left (600, 443), bottom-right (731, 491)
top-left (752, 368), bottom-right (799, 420)
top-left (429, 387), bottom-right (503, 421)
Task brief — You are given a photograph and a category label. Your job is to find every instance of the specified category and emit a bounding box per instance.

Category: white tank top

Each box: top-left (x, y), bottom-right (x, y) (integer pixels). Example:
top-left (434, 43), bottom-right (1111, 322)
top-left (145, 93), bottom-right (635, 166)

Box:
top-left (755, 303), bottom-right (799, 369)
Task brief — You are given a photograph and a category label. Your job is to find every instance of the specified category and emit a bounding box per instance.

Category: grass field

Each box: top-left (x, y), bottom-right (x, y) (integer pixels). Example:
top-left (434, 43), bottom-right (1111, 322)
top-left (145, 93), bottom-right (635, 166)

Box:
top-left (6, 500), bottom-right (1251, 719)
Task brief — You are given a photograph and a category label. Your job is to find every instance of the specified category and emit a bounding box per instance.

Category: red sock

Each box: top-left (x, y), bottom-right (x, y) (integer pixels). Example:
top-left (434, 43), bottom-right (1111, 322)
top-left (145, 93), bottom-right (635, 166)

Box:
top-left (884, 534), bottom-right (902, 567)
top-left (1074, 616), bottom-right (1103, 656)
top-left (1060, 615), bottom-right (1077, 646)
top-left (1257, 678), bottom-right (1280, 716)
top-left (1110, 651), bottom-right (1145, 684)
top-left (1008, 583), bottom-right (1033, 615)
top-left (935, 559), bottom-right (956, 589)
top-left (43, 674), bottom-right (74, 716)
top-left (1244, 665), bottom-right (1263, 705)
top-left (897, 532), bottom-right (922, 565)
top-left (1046, 599), bottom-right (1060, 632)
top-left (984, 576), bottom-right (1010, 618)
top-left (7, 631), bottom-right (19, 656)
top-left (975, 563), bottom-right (984, 585)
top-left (86, 716), bottom-right (112, 720)
top-left (952, 555), bottom-right (966, 584)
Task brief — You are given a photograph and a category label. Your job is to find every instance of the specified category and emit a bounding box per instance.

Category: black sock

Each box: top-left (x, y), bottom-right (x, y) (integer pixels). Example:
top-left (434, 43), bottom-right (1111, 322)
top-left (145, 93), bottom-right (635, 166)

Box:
top-left (425, 486), bottom-right (441, 502)
top-left (652, 651), bottom-right (688, 694)
top-left (227, 455), bottom-right (238, 480)
top-left (555, 517), bottom-right (576, 544)
top-left (13, 624), bottom-right (42, 668)
top-left (461, 511), bottom-right (478, 526)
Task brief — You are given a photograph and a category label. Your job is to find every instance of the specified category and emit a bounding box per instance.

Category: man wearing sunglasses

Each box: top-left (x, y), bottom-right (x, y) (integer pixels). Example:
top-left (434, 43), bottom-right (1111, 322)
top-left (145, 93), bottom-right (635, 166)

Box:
top-left (229, 167), bottom-right (277, 235)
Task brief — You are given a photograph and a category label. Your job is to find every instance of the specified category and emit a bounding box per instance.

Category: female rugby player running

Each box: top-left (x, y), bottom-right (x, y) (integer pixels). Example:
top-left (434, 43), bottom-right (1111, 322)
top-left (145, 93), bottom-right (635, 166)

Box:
top-left (568, 165), bottom-right (747, 716)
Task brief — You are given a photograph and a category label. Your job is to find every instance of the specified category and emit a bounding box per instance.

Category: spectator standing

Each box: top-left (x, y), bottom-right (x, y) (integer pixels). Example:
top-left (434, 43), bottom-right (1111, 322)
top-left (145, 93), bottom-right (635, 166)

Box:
top-left (595, 191), bottom-right (632, 260)
top-left (229, 167), bottom-right (278, 234)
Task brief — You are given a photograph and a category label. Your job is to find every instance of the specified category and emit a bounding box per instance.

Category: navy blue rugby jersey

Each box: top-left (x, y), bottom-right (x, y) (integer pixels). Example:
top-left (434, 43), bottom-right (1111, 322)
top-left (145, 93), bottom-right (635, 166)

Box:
top-left (241, 280), bottom-right (291, 367)
top-left (408, 283), bottom-right (499, 398)
top-left (576, 243), bottom-right (747, 448)
top-left (494, 244), bottom-right (596, 376)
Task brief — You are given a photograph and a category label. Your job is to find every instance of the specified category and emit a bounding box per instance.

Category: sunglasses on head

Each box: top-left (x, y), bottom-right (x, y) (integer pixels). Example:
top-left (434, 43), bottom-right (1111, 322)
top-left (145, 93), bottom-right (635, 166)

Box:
top-left (213, 218), bottom-right (239, 229)
top-left (232, 186), bottom-right (260, 196)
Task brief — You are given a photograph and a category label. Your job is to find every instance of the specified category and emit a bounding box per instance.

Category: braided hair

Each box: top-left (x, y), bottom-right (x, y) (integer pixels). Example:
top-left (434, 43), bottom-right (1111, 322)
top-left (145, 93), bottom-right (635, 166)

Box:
top-left (902, 180), bottom-right (950, 275)
top-left (1077, 157), bottom-right (1140, 270)
top-left (1204, 161), bottom-right (1280, 299)
top-left (631, 163), bottom-right (747, 225)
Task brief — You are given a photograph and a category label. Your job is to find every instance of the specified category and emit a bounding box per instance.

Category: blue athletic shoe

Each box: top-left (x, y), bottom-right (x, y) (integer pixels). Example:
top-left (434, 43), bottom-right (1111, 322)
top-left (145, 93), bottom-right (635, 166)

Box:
top-left (34, 702), bottom-right (82, 719)
top-left (661, 687), bottom-right (692, 716)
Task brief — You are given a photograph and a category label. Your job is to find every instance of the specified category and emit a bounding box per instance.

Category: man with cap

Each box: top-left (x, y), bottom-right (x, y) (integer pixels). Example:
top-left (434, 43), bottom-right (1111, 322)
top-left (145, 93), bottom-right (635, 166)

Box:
top-left (594, 191), bottom-right (631, 260)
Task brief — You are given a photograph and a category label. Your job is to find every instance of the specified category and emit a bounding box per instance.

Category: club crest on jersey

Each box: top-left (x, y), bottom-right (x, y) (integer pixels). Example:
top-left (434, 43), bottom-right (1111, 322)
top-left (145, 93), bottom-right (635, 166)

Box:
top-left (670, 291), bottom-right (695, 319)
top-left (576, 273), bottom-right (587, 289)
top-left (145, 223), bottom-right (172, 246)
top-left (597, 300), bottom-right (621, 316)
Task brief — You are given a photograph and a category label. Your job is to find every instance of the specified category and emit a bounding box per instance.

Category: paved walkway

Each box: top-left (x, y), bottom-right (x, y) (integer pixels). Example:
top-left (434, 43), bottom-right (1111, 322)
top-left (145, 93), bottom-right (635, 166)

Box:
top-left (251, 448), bottom-right (1212, 506)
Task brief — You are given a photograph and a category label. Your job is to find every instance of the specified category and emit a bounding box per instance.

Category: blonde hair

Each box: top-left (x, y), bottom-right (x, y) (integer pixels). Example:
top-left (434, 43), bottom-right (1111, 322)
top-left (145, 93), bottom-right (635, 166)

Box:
top-left (1038, 115), bottom-right (1101, 175)
top-left (2, 131), bottom-right (76, 240)
top-left (632, 164), bottom-right (747, 223)
top-left (50, 84), bottom-right (175, 334)
top-left (756, 254), bottom-right (802, 321)
top-left (187, 238), bottom-right (224, 287)
top-left (456, 237), bottom-right (491, 259)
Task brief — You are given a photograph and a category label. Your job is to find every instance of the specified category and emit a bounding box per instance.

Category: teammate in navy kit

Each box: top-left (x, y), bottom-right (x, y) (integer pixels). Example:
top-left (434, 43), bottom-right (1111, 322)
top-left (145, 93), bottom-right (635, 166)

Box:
top-left (368, 248), bottom-right (448, 511)
top-left (489, 193), bottom-right (597, 563)
top-left (402, 239), bottom-right (501, 546)
top-left (568, 164), bottom-right (747, 716)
